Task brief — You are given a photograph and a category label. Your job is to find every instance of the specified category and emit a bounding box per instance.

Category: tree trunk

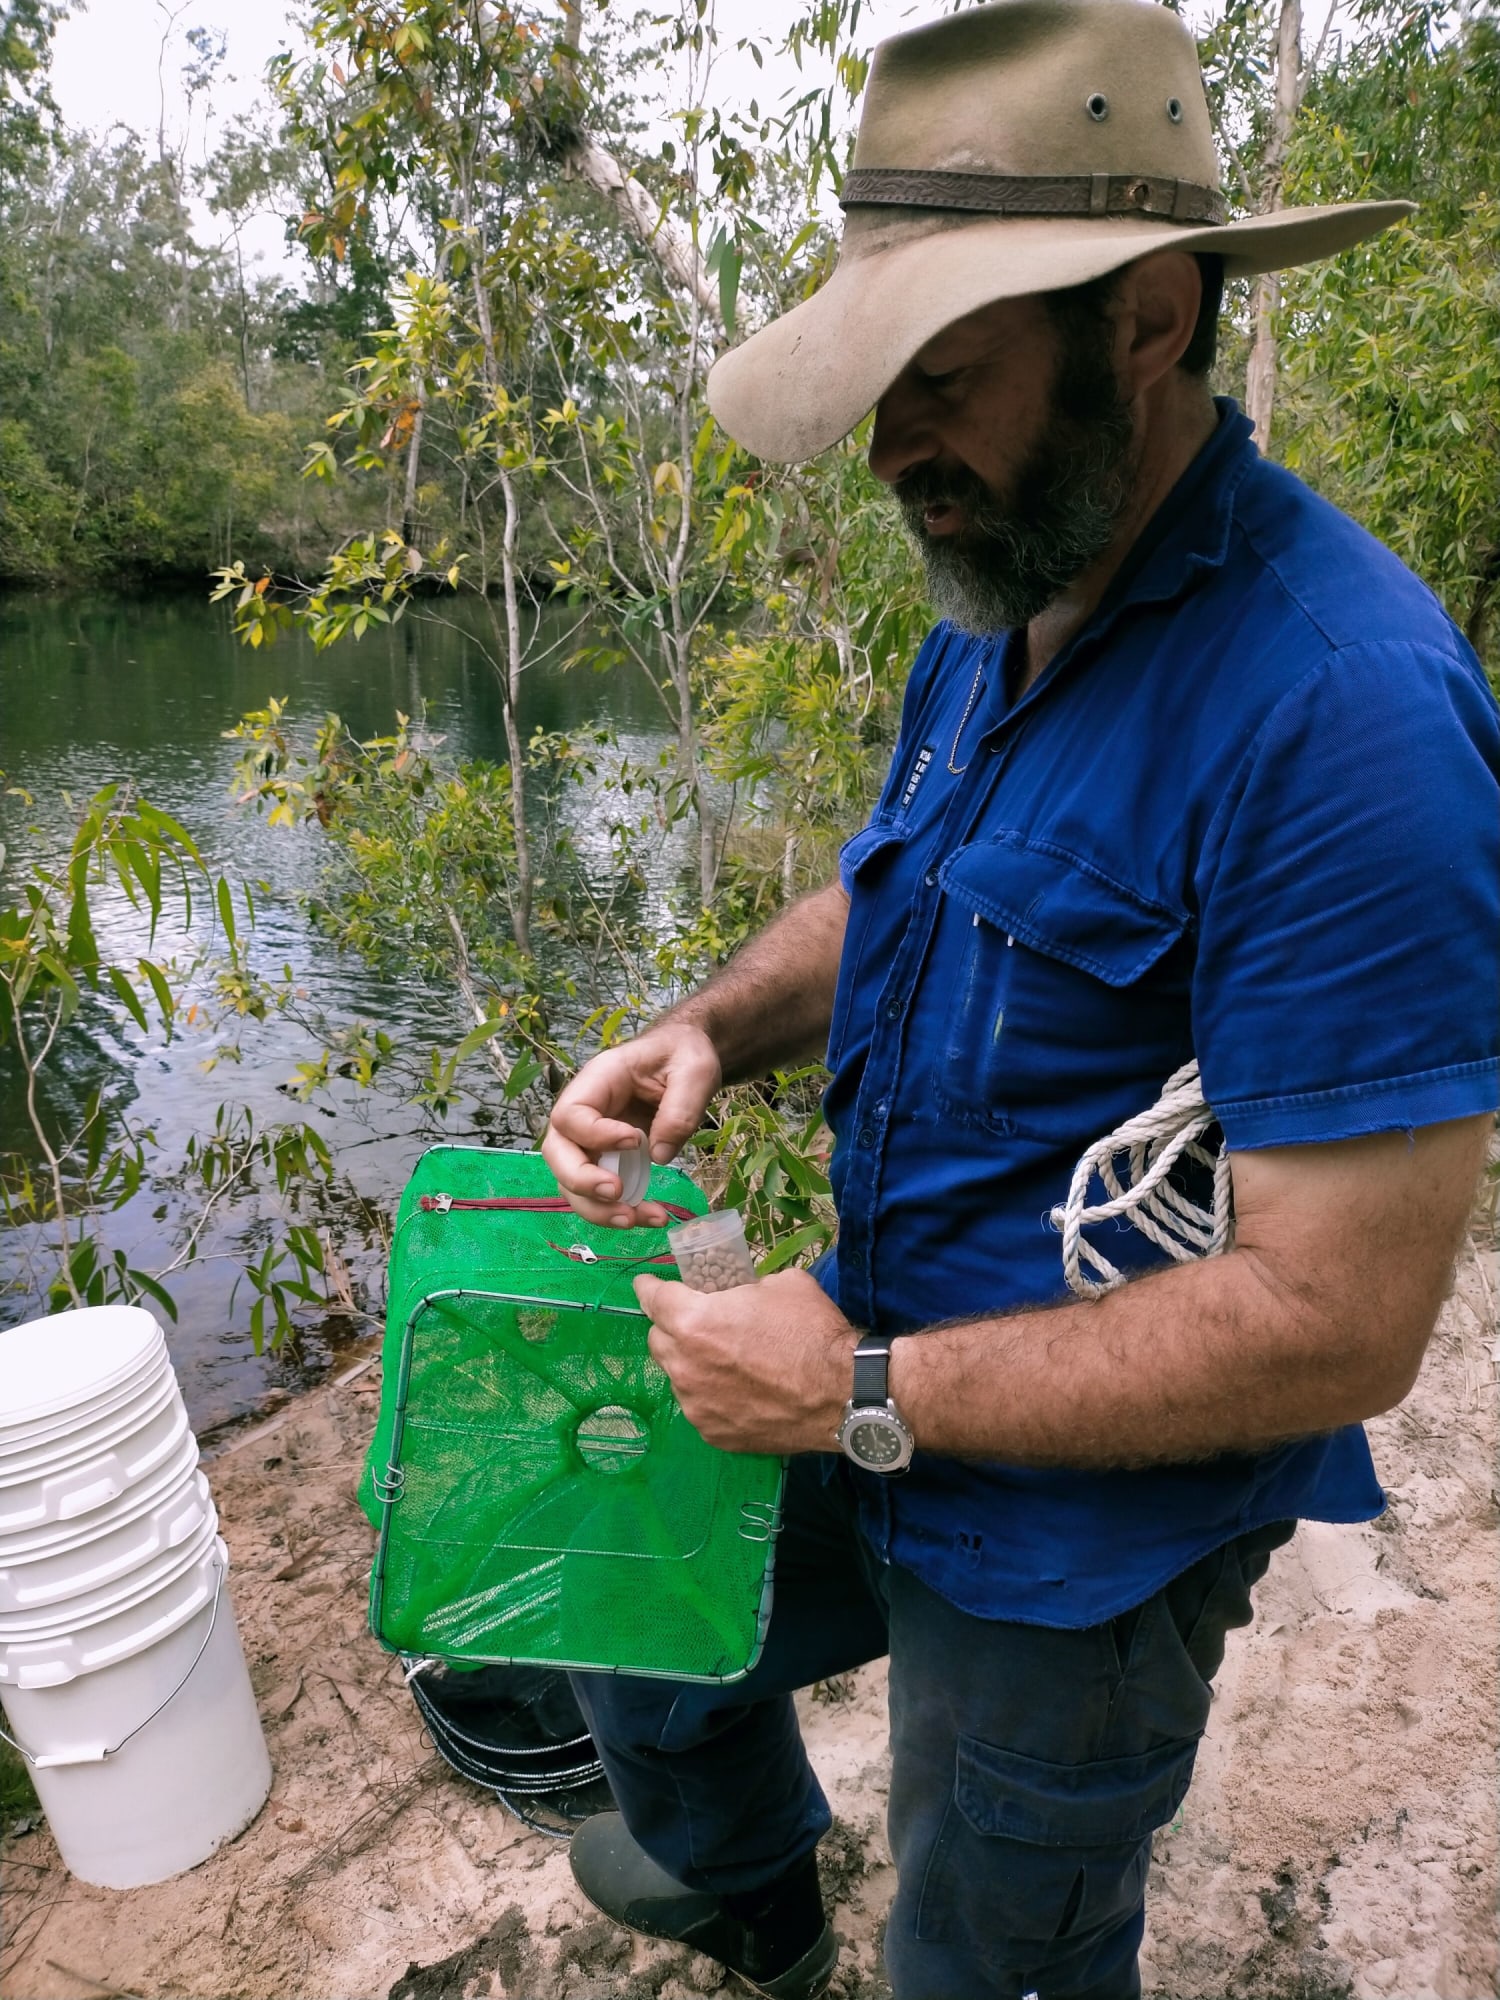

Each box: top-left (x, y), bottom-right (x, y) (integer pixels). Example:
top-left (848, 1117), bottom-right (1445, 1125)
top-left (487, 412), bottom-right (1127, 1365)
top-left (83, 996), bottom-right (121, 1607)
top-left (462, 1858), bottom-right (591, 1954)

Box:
top-left (662, 364), bottom-right (718, 902)
top-left (554, 1), bottom-right (722, 335)
top-left (563, 134), bottom-right (723, 332)
top-left (1245, 0), bottom-right (1303, 453)
top-left (781, 830), bottom-right (799, 904)
top-left (400, 392), bottom-right (427, 547)
top-left (457, 125), bottom-right (538, 964)
top-left (495, 467), bottom-right (534, 961)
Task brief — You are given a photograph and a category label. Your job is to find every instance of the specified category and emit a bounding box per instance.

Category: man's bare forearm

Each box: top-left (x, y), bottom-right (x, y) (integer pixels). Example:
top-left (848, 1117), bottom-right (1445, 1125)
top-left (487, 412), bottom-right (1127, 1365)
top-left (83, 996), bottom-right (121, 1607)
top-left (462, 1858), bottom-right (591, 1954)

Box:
top-left (888, 1119), bottom-right (1488, 1470)
top-left (660, 879), bottom-right (849, 1084)
top-left (887, 1250), bottom-right (1374, 1471)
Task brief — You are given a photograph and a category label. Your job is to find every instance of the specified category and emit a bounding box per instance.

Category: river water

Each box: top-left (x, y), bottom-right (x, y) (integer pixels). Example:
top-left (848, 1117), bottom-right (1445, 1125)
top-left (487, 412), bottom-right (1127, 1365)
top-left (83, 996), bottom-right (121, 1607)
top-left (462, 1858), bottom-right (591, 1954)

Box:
top-left (0, 591), bottom-right (679, 1432)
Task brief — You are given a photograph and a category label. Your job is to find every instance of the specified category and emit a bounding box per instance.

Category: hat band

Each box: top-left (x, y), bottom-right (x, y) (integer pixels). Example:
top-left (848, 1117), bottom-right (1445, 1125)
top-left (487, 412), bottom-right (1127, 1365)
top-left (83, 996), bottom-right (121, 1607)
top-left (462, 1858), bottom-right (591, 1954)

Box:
top-left (840, 168), bottom-right (1227, 227)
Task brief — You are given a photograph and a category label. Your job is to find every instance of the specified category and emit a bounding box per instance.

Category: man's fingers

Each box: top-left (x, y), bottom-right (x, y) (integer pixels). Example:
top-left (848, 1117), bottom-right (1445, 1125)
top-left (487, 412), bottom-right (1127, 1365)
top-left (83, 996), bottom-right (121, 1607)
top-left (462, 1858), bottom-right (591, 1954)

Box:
top-left (647, 1046), bottom-right (720, 1163)
top-left (539, 1126), bottom-right (620, 1207)
top-left (549, 1096), bottom-right (648, 1159)
top-left (633, 1273), bottom-right (671, 1317)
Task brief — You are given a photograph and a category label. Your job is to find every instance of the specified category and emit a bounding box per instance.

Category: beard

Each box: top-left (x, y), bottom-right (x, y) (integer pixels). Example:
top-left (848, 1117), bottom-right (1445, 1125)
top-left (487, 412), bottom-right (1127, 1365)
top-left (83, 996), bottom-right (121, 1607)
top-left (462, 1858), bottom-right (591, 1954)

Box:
top-left (894, 307), bottom-right (1138, 635)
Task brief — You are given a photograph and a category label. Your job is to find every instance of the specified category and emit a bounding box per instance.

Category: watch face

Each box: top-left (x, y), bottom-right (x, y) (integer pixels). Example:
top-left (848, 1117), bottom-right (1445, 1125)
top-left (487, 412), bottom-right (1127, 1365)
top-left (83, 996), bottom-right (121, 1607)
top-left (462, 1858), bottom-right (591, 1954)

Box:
top-left (846, 1415), bottom-right (909, 1470)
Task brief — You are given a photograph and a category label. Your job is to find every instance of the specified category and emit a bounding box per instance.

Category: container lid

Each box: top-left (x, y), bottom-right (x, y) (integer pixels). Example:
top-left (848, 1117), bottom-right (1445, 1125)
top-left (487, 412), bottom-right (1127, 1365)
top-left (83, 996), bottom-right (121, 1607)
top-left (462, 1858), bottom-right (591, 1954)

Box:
top-left (0, 1397), bottom-right (191, 1538)
top-left (0, 1368), bottom-right (179, 1483)
top-left (0, 1508), bottom-right (219, 1643)
top-left (0, 1470), bottom-right (212, 1617)
top-left (0, 1430), bottom-right (200, 1562)
top-left (0, 1341), bottom-right (168, 1454)
top-left (0, 1534), bottom-right (225, 1688)
top-left (599, 1143), bottom-right (651, 1206)
top-left (0, 1307), bottom-right (166, 1428)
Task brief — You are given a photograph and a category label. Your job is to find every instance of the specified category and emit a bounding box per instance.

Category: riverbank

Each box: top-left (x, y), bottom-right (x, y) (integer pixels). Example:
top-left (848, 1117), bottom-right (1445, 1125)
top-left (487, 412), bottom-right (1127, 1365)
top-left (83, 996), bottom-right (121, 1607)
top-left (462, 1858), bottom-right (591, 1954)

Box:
top-left (2, 1248), bottom-right (1495, 2000)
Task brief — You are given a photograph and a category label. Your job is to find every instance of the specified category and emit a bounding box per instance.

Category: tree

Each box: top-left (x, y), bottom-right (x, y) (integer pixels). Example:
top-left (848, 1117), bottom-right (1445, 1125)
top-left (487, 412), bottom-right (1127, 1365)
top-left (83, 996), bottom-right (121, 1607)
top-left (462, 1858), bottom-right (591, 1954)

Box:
top-left (0, 0), bottom-right (62, 181)
top-left (0, 781), bottom-right (332, 1343)
top-left (1274, 7), bottom-right (1500, 668)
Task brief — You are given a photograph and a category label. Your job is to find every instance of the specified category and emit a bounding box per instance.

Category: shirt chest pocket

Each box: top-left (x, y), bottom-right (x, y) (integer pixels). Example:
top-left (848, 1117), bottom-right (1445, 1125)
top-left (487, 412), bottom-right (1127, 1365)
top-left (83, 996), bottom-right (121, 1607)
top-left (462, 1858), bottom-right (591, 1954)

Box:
top-left (931, 838), bottom-right (1191, 1146)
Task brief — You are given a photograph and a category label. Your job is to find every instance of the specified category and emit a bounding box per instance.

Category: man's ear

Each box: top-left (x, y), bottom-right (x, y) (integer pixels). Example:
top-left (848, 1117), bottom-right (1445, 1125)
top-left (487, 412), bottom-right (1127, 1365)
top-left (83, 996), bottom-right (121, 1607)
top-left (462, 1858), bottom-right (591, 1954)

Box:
top-left (1116, 251), bottom-right (1203, 394)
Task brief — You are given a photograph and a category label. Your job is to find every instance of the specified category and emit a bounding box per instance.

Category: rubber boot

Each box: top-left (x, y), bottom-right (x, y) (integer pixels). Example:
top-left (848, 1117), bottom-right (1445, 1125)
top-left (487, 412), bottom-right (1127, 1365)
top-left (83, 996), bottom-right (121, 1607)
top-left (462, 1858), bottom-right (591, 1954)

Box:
top-left (569, 1812), bottom-right (837, 1999)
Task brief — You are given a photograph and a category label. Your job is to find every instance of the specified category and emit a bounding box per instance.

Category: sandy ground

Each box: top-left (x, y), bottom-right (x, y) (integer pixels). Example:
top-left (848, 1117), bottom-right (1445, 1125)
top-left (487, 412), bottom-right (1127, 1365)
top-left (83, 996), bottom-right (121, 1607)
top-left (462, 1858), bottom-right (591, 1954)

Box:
top-left (1, 1249), bottom-right (1495, 2000)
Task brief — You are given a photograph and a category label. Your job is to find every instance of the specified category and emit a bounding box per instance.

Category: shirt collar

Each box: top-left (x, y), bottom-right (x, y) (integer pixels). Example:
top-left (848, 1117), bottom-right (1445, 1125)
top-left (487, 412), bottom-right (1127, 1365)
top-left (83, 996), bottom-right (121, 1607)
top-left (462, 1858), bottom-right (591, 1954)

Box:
top-left (1097, 396), bottom-right (1257, 617)
top-left (976, 398), bottom-right (1258, 730)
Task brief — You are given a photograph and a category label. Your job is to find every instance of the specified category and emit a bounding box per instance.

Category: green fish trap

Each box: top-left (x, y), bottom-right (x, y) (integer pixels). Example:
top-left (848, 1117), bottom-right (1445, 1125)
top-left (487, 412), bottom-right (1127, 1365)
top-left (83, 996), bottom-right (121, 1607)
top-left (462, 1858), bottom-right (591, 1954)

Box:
top-left (361, 1147), bottom-right (784, 1683)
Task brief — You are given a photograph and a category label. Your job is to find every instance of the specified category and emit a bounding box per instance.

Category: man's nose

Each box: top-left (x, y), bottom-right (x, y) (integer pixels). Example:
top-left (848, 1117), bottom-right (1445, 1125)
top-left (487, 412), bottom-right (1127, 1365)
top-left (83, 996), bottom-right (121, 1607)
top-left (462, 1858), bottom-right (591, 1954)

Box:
top-left (867, 371), bottom-right (939, 487)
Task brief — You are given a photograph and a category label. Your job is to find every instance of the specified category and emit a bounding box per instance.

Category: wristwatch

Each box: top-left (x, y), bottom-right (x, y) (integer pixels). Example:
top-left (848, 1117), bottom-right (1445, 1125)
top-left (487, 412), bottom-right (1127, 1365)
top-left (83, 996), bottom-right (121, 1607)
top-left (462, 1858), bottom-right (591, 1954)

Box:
top-left (836, 1334), bottom-right (915, 1475)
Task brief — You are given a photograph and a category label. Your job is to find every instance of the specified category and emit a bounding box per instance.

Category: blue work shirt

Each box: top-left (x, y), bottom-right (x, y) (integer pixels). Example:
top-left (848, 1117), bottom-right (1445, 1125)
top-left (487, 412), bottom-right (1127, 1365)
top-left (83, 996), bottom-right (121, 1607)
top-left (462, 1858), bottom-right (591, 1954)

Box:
top-left (818, 401), bottom-right (1500, 1628)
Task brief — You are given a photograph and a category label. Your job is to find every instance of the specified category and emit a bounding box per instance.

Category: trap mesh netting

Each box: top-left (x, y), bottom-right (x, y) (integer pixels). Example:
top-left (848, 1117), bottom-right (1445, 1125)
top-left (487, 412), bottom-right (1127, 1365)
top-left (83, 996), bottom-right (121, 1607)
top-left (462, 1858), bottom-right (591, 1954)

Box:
top-left (361, 1147), bottom-right (785, 1683)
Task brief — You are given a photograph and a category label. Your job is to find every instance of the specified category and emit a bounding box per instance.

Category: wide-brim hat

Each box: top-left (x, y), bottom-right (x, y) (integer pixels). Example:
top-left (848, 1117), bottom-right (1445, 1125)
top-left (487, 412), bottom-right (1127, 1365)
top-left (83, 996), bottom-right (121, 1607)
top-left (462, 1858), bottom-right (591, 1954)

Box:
top-left (707, 0), bottom-right (1414, 462)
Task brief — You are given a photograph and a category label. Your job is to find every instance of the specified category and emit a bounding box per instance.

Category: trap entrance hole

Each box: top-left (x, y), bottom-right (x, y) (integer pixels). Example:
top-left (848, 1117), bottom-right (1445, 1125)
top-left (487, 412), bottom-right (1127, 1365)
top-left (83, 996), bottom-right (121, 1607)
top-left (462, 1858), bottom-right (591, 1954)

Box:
top-left (576, 1404), bottom-right (650, 1473)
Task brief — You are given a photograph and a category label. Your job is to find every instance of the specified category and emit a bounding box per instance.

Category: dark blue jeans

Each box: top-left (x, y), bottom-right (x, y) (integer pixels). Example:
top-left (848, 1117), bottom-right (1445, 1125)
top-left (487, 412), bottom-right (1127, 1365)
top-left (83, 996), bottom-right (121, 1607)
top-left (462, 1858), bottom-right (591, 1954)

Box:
top-left (571, 1457), bottom-right (1292, 2000)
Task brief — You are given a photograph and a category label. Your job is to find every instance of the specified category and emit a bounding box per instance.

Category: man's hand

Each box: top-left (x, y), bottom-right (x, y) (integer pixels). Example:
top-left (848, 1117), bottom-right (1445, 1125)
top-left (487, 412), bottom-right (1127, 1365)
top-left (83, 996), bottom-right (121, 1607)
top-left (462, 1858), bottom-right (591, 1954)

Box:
top-left (634, 1268), bottom-right (857, 1455)
top-left (543, 881), bottom-right (848, 1227)
top-left (541, 1022), bottom-right (723, 1228)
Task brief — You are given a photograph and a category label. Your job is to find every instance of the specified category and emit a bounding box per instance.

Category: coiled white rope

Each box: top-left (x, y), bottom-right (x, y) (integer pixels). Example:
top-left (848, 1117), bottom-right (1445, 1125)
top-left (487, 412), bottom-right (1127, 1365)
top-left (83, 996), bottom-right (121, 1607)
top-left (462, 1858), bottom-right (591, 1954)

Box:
top-left (1050, 1059), bottom-right (1233, 1299)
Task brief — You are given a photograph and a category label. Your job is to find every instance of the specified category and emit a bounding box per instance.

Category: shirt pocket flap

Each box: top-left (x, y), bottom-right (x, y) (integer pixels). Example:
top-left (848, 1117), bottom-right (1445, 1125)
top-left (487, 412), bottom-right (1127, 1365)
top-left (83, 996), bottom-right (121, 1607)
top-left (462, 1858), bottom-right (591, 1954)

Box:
top-left (839, 818), bottom-right (912, 893)
top-left (954, 1731), bottom-right (1198, 1848)
top-left (938, 836), bottom-right (1187, 987)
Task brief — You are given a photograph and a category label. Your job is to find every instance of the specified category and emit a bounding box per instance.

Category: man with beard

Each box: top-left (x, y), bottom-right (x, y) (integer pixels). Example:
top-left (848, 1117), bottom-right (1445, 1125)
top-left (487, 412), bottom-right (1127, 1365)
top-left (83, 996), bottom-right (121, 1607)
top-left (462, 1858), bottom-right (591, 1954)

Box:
top-left (540, 4), bottom-right (1500, 1996)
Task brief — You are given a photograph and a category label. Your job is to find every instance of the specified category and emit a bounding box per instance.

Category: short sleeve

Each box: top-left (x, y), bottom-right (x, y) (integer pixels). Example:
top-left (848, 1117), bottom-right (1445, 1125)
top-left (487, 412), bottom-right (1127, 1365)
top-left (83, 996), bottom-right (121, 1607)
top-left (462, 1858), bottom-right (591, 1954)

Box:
top-left (1193, 640), bottom-right (1500, 1148)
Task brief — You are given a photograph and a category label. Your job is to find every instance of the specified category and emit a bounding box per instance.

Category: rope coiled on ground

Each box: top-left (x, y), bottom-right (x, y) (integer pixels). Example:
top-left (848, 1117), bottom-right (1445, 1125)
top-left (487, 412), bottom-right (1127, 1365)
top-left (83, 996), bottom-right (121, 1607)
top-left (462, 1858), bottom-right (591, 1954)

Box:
top-left (1051, 1059), bottom-right (1233, 1298)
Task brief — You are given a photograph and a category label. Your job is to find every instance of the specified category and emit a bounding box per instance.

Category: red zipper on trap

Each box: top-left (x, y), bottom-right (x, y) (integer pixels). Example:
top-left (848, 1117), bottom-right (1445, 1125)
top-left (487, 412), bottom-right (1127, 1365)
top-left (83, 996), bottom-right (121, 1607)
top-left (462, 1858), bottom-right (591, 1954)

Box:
top-left (417, 1192), bottom-right (689, 1266)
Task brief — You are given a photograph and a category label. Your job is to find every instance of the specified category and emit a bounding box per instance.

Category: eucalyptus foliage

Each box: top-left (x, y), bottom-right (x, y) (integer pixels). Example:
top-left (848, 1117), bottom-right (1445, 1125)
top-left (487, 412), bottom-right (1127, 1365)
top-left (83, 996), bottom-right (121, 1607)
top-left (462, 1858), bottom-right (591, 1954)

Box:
top-left (0, 781), bottom-right (333, 1343)
top-left (1276, 10), bottom-right (1500, 666)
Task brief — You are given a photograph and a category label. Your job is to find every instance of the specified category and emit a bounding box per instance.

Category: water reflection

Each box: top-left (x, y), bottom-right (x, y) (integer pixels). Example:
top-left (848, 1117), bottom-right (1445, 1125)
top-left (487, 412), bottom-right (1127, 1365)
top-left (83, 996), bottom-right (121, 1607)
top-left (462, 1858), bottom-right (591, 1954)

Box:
top-left (0, 592), bottom-right (689, 1430)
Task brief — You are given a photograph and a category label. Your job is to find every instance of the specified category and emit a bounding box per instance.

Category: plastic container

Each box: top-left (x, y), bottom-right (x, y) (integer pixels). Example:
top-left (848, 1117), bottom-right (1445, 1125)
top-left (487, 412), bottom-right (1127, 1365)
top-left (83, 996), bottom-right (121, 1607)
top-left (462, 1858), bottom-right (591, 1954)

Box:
top-left (0, 1429), bottom-right (199, 1566)
top-left (0, 1342), bottom-right (168, 1457)
top-left (0, 1305), bottom-right (165, 1431)
top-left (0, 1548), bottom-right (272, 1889)
top-left (0, 1524), bottom-right (225, 1689)
top-left (0, 1392), bottom-right (189, 1536)
top-left (0, 1365), bottom-right (179, 1482)
top-left (0, 1475), bottom-right (214, 1619)
top-left (0, 1508), bottom-right (219, 1643)
top-left (666, 1209), bottom-right (759, 1293)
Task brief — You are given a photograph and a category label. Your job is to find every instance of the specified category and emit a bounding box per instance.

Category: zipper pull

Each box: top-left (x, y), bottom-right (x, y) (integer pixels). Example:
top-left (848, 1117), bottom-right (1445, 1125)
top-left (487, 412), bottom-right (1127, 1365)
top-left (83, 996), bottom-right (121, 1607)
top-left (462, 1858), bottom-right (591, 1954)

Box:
top-left (419, 1193), bottom-right (454, 1213)
top-left (565, 1243), bottom-right (599, 1264)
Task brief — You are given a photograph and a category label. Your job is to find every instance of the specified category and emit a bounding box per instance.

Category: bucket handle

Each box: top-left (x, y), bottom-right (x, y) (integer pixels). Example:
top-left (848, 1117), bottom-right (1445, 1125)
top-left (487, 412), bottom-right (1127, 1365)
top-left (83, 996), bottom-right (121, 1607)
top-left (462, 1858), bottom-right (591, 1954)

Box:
top-left (0, 1555), bottom-right (224, 1771)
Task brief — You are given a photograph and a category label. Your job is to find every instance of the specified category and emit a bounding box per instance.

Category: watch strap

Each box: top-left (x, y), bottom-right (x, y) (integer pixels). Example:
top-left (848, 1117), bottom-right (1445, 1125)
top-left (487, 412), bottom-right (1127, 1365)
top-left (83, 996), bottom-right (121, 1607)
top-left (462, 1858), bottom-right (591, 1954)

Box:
top-left (851, 1334), bottom-right (893, 1406)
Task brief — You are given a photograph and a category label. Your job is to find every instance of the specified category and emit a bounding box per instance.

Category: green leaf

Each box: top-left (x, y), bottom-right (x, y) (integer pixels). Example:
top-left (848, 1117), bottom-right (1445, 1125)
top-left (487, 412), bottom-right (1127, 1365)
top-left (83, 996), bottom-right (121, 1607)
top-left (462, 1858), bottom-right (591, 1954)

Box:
top-left (106, 966), bottom-right (149, 1033)
top-left (454, 1015), bottom-right (510, 1062)
top-left (216, 877), bottom-right (238, 950)
top-left (127, 1268), bottom-right (179, 1320)
top-left (757, 1222), bottom-right (829, 1274)
top-left (137, 802), bottom-right (203, 866)
top-left (717, 238), bottom-right (743, 340)
top-left (66, 856), bottom-right (99, 975)
top-left (140, 958), bottom-right (175, 1035)
top-left (503, 1051), bottom-right (543, 1101)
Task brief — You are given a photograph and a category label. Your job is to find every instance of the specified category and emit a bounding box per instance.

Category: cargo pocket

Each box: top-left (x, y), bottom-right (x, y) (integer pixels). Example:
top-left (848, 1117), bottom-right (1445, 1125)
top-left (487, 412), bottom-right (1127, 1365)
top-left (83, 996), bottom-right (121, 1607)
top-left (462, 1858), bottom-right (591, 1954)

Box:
top-left (827, 818), bottom-right (913, 1071)
top-left (932, 834), bottom-right (1189, 1142)
top-left (914, 1730), bottom-right (1199, 1947)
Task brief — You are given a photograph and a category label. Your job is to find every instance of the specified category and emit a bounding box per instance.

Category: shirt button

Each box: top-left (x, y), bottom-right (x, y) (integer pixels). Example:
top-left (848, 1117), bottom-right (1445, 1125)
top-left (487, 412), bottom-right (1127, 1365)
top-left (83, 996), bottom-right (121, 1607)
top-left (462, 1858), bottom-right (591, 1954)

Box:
top-left (884, 996), bottom-right (903, 1020)
top-left (924, 872), bottom-right (936, 888)
top-left (857, 1126), bottom-right (876, 1149)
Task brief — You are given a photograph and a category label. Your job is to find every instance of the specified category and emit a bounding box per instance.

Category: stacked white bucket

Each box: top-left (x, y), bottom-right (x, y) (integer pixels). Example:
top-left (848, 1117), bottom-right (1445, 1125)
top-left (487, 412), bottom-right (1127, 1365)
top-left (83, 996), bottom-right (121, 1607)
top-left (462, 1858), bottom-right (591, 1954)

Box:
top-left (0, 1304), bottom-right (271, 1888)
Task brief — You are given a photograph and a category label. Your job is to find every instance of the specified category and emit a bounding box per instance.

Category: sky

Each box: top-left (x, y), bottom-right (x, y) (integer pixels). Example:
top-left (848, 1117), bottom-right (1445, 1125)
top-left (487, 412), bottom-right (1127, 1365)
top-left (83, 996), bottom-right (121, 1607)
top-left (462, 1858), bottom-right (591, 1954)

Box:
top-left (45, 0), bottom-right (915, 282)
top-left (50, 0), bottom-right (303, 270)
